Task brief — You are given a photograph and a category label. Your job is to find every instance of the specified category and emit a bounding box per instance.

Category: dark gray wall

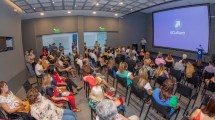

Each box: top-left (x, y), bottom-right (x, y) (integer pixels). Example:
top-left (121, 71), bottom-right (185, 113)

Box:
top-left (0, 1), bottom-right (26, 93)
top-left (119, 12), bottom-right (147, 49)
top-left (146, 4), bottom-right (215, 62)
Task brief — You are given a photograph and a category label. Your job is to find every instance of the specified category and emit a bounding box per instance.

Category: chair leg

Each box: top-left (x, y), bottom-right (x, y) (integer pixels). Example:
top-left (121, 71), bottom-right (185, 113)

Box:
top-left (67, 102), bottom-right (72, 110)
top-left (127, 91), bottom-right (132, 106)
top-left (125, 87), bottom-right (128, 102)
top-left (113, 78), bottom-right (115, 88)
top-left (91, 109), bottom-right (93, 120)
top-left (192, 93), bottom-right (198, 108)
top-left (183, 99), bottom-right (191, 115)
top-left (139, 100), bottom-right (145, 117)
top-left (174, 108), bottom-right (180, 120)
top-left (144, 103), bottom-right (151, 120)
top-left (115, 82), bottom-right (118, 94)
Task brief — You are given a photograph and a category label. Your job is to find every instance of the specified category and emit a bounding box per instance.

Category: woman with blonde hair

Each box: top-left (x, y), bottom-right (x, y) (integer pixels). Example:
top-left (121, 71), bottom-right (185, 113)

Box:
top-left (117, 62), bottom-right (134, 86)
top-left (42, 74), bottom-right (81, 112)
top-left (132, 68), bottom-right (153, 98)
top-left (186, 63), bottom-right (196, 78)
top-left (88, 86), bottom-right (121, 110)
top-left (154, 64), bottom-right (169, 79)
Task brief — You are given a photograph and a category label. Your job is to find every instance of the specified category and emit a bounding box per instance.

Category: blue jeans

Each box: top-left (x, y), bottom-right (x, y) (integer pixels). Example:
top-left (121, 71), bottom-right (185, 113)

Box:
top-left (26, 63), bottom-right (35, 76)
top-left (62, 109), bottom-right (77, 120)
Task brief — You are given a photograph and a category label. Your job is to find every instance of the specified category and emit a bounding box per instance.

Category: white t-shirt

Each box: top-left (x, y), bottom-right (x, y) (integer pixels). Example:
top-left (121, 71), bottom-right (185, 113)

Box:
top-left (91, 53), bottom-right (97, 62)
top-left (77, 59), bottom-right (83, 68)
top-left (35, 63), bottom-right (43, 76)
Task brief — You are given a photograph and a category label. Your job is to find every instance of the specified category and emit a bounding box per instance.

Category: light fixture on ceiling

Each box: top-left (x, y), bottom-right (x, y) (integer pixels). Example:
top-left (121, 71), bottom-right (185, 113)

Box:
top-left (93, 11), bottom-right (97, 14)
top-left (110, 8), bottom-right (114, 11)
top-left (119, 2), bottom-right (123, 5)
top-left (130, 9), bottom-right (133, 11)
top-left (96, 2), bottom-right (99, 6)
top-left (67, 11), bottom-right (71, 14)
top-left (40, 12), bottom-right (44, 16)
top-left (33, 8), bottom-right (36, 9)
top-left (52, 0), bottom-right (55, 4)
top-left (115, 13), bottom-right (118, 17)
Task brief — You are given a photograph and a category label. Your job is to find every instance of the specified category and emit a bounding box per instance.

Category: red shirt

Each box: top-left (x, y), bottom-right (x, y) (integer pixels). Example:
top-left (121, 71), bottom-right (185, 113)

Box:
top-left (53, 73), bottom-right (66, 83)
top-left (83, 75), bottom-right (97, 89)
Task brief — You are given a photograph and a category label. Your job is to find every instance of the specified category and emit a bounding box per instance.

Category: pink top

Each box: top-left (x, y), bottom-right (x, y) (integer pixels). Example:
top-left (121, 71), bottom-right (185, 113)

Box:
top-left (155, 57), bottom-right (166, 65)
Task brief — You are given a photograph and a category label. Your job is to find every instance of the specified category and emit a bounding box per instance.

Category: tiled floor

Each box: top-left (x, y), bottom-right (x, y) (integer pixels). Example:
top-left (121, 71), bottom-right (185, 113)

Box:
top-left (17, 70), bottom-right (209, 120)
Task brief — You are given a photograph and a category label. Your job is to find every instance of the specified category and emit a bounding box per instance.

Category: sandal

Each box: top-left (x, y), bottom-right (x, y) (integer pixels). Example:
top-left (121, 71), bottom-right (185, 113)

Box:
top-left (73, 108), bottom-right (81, 112)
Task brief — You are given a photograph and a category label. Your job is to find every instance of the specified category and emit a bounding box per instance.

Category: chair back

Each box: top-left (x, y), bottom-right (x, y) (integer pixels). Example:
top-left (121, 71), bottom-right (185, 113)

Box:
top-left (156, 76), bottom-right (167, 86)
top-left (108, 69), bottom-right (115, 78)
top-left (23, 80), bottom-right (32, 93)
top-left (203, 71), bottom-right (214, 79)
top-left (175, 83), bottom-right (192, 98)
top-left (208, 82), bottom-right (215, 92)
top-left (186, 73), bottom-right (201, 87)
top-left (170, 68), bottom-right (182, 82)
top-left (116, 75), bottom-right (127, 87)
top-left (202, 94), bottom-right (212, 106)
top-left (151, 97), bottom-right (171, 119)
top-left (130, 83), bottom-right (145, 99)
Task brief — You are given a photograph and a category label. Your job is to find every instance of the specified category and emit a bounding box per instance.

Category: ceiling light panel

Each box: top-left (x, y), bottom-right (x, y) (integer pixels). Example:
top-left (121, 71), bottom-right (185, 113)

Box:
top-left (26, 0), bottom-right (38, 4)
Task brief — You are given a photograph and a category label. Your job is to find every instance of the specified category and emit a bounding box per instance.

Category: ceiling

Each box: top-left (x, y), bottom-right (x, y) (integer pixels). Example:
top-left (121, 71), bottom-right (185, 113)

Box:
top-left (11, 0), bottom-right (176, 17)
top-left (9, 0), bottom-right (215, 19)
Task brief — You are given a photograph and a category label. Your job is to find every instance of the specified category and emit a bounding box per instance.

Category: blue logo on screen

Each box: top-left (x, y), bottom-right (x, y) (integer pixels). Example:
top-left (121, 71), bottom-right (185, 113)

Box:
top-left (174, 19), bottom-right (182, 29)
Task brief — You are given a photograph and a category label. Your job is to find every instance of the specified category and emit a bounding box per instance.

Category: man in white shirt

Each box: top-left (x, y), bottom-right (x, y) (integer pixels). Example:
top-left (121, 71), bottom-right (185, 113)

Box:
top-left (141, 37), bottom-right (147, 51)
top-left (35, 59), bottom-right (45, 77)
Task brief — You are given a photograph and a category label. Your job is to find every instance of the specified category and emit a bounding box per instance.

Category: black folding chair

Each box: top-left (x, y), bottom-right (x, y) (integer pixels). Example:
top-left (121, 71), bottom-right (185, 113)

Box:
top-left (107, 69), bottom-right (116, 87)
top-left (200, 94), bottom-right (211, 108)
top-left (174, 83), bottom-right (198, 115)
top-left (154, 76), bottom-right (167, 86)
top-left (90, 108), bottom-right (96, 120)
top-left (170, 68), bottom-right (182, 83)
top-left (115, 75), bottom-right (129, 102)
top-left (201, 81), bottom-right (215, 101)
top-left (144, 97), bottom-right (180, 120)
top-left (127, 83), bottom-right (149, 117)
top-left (84, 82), bottom-right (90, 98)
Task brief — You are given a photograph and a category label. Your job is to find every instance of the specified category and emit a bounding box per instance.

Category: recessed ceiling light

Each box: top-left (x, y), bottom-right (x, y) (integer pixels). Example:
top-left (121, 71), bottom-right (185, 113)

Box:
top-left (111, 8), bottom-right (114, 10)
top-left (96, 2), bottom-right (99, 6)
top-left (40, 12), bottom-right (44, 16)
top-left (93, 11), bottom-right (96, 14)
top-left (67, 11), bottom-right (71, 14)
top-left (33, 8), bottom-right (36, 9)
top-left (75, 4), bottom-right (77, 7)
top-left (130, 9), bottom-right (133, 11)
top-left (52, 0), bottom-right (55, 3)
top-left (119, 2), bottom-right (123, 5)
top-left (115, 13), bottom-right (118, 16)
